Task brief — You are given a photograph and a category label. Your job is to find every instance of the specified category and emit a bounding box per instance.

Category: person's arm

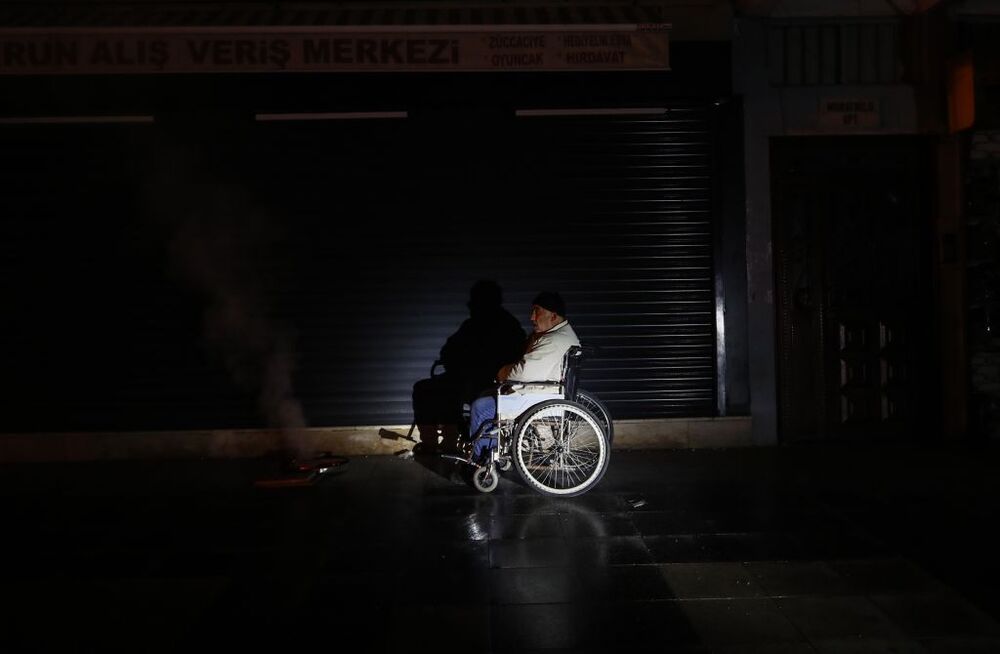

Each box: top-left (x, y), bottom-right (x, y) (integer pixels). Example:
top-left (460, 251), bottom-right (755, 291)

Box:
top-left (497, 334), bottom-right (534, 381)
top-left (497, 362), bottom-right (514, 381)
top-left (499, 332), bottom-right (565, 382)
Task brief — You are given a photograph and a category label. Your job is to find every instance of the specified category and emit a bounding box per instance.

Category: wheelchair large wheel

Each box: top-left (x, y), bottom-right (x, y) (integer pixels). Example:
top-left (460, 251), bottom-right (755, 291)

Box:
top-left (575, 389), bottom-right (614, 444)
top-left (513, 400), bottom-right (610, 497)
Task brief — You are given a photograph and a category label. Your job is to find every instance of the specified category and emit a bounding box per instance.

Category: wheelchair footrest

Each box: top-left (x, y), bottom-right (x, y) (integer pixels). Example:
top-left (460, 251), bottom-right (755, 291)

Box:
top-left (439, 453), bottom-right (474, 466)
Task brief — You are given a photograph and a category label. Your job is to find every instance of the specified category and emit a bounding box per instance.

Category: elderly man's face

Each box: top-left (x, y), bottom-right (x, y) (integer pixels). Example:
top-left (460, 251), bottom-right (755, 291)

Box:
top-left (530, 304), bottom-right (561, 333)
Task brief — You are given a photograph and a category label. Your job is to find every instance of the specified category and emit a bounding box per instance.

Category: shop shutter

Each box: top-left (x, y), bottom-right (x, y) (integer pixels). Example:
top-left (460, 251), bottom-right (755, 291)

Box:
top-left (256, 104), bottom-right (718, 426)
top-left (0, 103), bottom-right (717, 431)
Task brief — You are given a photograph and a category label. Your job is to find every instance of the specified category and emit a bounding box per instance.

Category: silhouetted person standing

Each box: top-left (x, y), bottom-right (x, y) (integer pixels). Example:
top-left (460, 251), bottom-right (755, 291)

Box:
top-left (412, 280), bottom-right (525, 454)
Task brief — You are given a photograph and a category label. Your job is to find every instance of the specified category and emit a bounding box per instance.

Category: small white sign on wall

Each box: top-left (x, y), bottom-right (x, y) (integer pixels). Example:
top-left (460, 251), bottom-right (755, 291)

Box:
top-left (818, 98), bottom-right (881, 129)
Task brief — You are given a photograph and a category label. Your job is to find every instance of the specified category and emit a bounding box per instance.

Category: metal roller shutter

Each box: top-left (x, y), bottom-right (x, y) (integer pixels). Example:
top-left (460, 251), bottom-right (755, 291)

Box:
top-left (510, 106), bottom-right (717, 420)
top-left (233, 104), bottom-right (719, 426)
top-left (0, 103), bottom-right (717, 432)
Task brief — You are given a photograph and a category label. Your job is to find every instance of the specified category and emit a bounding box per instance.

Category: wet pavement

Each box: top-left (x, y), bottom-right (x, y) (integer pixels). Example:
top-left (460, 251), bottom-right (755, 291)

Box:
top-left (2, 442), bottom-right (999, 653)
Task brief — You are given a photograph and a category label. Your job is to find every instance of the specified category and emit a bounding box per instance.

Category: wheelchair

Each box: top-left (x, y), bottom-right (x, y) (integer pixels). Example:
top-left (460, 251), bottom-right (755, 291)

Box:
top-left (446, 345), bottom-right (613, 497)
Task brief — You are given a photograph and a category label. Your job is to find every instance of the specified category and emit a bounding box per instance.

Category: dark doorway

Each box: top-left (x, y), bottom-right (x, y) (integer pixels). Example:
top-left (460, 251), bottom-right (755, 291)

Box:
top-left (772, 137), bottom-right (934, 442)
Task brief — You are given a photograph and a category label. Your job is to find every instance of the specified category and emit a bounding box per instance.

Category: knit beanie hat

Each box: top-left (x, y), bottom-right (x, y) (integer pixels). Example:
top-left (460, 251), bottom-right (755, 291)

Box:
top-left (532, 291), bottom-right (566, 317)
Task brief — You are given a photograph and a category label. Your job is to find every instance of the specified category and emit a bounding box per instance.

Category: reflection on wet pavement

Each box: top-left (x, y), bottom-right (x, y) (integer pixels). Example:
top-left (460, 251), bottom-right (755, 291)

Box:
top-left (1, 444), bottom-right (999, 652)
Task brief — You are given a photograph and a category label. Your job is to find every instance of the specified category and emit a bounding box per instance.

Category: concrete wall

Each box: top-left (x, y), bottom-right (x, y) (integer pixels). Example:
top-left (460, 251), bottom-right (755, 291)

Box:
top-left (733, 18), bottom-right (782, 446)
top-left (968, 130), bottom-right (1000, 439)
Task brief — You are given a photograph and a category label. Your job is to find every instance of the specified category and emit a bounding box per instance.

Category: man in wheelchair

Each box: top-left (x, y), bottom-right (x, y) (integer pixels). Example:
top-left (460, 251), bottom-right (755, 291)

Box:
top-left (468, 291), bottom-right (579, 462)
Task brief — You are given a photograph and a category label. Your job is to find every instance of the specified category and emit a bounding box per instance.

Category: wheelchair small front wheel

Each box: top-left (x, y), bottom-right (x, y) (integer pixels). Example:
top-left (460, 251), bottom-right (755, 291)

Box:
top-left (472, 466), bottom-right (499, 493)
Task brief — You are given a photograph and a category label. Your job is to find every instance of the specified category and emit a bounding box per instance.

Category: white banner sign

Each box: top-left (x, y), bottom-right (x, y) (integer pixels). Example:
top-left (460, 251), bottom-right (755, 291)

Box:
top-left (0, 25), bottom-right (670, 74)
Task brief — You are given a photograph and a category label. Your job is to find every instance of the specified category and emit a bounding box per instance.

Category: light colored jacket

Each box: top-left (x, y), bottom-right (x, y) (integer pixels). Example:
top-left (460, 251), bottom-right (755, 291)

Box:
top-left (499, 320), bottom-right (580, 383)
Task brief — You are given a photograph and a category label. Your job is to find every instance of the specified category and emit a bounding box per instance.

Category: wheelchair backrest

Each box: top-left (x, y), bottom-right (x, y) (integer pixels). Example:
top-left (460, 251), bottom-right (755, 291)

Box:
top-left (562, 345), bottom-right (584, 400)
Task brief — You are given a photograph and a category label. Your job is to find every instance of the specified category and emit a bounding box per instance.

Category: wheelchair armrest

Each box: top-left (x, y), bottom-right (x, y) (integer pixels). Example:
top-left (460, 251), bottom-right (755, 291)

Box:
top-left (498, 381), bottom-right (562, 395)
top-left (498, 382), bottom-right (519, 395)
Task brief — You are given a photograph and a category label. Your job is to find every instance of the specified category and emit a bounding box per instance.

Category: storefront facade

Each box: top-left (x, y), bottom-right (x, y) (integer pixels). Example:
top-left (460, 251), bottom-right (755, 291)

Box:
top-left (734, 0), bottom-right (983, 444)
top-left (5, 0), bottom-right (985, 459)
top-left (0, 2), bottom-right (752, 456)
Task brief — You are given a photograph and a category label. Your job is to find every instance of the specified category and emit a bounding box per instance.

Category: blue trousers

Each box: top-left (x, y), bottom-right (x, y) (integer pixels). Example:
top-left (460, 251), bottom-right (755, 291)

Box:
top-left (470, 395), bottom-right (498, 461)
